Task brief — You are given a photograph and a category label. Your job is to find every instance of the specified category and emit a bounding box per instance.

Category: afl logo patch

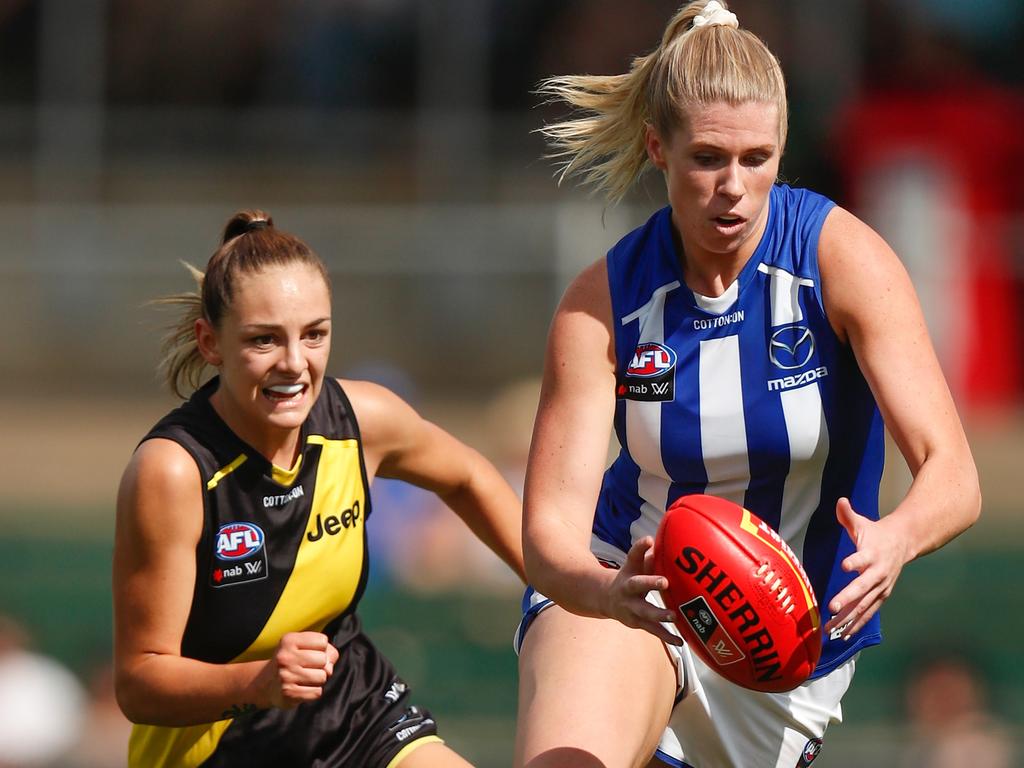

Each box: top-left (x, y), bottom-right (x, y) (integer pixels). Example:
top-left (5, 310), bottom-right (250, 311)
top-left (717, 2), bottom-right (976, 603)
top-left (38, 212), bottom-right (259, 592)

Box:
top-left (215, 523), bottom-right (265, 560)
top-left (618, 342), bottom-right (676, 402)
top-left (769, 325), bottom-right (815, 370)
top-left (211, 523), bottom-right (269, 589)
top-left (626, 343), bottom-right (677, 378)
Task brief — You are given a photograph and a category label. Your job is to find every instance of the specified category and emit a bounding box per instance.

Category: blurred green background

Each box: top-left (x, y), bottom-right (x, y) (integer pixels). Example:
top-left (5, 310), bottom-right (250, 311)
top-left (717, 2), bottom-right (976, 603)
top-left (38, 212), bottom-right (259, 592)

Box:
top-left (1, 520), bottom-right (1021, 765)
top-left (1, 0), bottom-right (1022, 766)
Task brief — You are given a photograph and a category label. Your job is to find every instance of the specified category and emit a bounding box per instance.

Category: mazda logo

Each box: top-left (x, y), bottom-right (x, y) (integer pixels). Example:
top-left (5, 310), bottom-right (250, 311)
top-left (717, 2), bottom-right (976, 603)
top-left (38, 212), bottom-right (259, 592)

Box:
top-left (769, 325), bottom-right (815, 370)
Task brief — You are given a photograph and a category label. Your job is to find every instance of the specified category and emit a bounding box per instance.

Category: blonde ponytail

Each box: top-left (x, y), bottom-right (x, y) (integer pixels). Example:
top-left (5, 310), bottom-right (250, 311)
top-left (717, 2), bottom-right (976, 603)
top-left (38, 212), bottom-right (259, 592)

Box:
top-left (537, 53), bottom-right (660, 207)
top-left (537, 0), bottom-right (787, 205)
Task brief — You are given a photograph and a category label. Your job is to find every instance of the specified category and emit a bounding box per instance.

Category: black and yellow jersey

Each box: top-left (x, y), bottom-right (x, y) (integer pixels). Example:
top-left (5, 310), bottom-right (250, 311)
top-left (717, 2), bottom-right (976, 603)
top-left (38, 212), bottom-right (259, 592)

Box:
top-left (126, 377), bottom-right (440, 767)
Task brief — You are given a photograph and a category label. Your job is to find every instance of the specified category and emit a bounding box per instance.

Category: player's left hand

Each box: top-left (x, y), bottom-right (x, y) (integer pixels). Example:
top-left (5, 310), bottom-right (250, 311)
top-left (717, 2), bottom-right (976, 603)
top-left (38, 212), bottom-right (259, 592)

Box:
top-left (824, 497), bottom-right (912, 640)
top-left (599, 537), bottom-right (683, 646)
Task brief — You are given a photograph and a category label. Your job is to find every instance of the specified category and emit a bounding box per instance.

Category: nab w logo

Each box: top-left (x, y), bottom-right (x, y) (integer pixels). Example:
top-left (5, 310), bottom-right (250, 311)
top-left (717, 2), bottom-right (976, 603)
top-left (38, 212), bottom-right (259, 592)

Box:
top-left (619, 342), bottom-right (676, 402)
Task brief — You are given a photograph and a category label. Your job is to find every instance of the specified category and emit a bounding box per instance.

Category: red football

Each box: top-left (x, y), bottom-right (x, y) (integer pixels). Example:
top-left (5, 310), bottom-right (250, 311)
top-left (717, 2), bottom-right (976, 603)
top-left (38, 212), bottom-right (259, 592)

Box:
top-left (653, 494), bottom-right (822, 693)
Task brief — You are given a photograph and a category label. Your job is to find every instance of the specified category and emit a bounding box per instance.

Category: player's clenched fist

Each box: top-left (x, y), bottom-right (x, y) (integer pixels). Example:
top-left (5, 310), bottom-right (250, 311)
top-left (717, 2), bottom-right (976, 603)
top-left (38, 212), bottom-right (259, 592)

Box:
top-left (258, 631), bottom-right (340, 709)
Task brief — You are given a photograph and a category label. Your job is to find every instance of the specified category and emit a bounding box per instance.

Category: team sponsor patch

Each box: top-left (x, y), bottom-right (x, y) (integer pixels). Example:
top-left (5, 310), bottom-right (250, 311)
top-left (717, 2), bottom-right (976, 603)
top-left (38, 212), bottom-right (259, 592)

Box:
top-left (211, 522), bottom-right (269, 588)
top-left (306, 501), bottom-right (362, 542)
top-left (679, 596), bottom-right (745, 666)
top-left (769, 325), bottom-right (815, 370)
top-left (617, 342), bottom-right (676, 402)
top-left (796, 737), bottom-right (823, 766)
top-left (766, 366), bottom-right (829, 392)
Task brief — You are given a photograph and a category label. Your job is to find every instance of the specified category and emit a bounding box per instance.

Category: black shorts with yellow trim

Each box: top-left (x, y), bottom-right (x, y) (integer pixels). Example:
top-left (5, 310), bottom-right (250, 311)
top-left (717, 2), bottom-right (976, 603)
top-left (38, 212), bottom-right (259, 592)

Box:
top-left (200, 619), bottom-right (441, 768)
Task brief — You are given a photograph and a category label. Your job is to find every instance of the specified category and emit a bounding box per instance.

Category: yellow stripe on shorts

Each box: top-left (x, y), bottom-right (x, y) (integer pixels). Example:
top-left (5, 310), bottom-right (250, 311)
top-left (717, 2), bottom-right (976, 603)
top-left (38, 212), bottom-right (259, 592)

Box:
top-left (384, 735), bottom-right (445, 768)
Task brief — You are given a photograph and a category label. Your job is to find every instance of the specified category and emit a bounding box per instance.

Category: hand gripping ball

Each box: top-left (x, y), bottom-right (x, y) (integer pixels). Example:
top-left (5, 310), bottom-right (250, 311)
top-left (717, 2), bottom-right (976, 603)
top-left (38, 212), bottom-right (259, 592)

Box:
top-left (653, 494), bottom-right (822, 692)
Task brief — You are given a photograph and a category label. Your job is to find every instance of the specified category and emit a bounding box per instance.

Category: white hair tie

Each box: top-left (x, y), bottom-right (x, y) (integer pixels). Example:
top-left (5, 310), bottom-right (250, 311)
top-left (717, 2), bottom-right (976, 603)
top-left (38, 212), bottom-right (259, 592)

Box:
top-left (693, 1), bottom-right (739, 29)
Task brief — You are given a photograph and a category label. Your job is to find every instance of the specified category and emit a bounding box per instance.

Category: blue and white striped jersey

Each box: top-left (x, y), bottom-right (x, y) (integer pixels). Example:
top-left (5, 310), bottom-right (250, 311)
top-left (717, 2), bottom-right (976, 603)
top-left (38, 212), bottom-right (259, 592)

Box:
top-left (597, 184), bottom-right (883, 677)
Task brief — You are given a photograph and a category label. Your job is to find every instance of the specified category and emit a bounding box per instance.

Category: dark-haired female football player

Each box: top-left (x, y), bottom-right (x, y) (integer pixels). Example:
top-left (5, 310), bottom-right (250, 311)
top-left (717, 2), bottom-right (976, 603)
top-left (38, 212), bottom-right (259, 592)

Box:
top-left (113, 209), bottom-right (525, 768)
top-left (513, 2), bottom-right (981, 767)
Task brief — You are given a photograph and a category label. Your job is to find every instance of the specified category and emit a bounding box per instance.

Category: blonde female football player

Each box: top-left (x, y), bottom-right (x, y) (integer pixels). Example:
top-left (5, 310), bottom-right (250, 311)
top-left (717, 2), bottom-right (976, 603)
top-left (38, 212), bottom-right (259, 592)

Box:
top-left (113, 210), bottom-right (525, 768)
top-left (513, 2), bottom-right (981, 767)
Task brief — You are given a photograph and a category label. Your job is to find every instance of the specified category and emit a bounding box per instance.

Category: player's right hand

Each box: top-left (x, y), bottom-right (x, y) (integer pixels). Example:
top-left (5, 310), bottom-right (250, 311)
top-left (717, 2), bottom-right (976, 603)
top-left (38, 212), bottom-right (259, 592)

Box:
top-left (600, 537), bottom-right (682, 645)
top-left (260, 631), bottom-right (339, 709)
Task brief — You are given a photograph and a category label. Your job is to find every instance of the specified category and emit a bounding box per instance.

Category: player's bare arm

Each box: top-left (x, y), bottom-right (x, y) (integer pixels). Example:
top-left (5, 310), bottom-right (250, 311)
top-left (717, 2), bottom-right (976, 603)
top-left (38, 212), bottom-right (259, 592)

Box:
top-left (818, 206), bottom-right (981, 638)
top-left (522, 259), bottom-right (676, 639)
top-left (345, 378), bottom-right (526, 582)
top-left (113, 438), bottom-right (336, 725)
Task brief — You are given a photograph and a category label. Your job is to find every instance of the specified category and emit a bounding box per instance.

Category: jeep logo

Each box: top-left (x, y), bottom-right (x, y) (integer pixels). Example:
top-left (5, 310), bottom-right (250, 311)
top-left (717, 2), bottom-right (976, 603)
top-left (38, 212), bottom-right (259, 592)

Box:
top-left (307, 501), bottom-right (361, 542)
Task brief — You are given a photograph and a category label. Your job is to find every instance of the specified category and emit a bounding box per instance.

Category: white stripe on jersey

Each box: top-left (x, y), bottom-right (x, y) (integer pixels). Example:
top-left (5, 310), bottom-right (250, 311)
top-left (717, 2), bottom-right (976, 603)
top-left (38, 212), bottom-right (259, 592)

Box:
top-left (758, 263), bottom-right (815, 326)
top-left (760, 262), bottom-right (828, 562)
top-left (698, 335), bottom-right (750, 507)
top-left (623, 281), bottom-right (679, 541)
top-left (778, 383), bottom-right (830, 560)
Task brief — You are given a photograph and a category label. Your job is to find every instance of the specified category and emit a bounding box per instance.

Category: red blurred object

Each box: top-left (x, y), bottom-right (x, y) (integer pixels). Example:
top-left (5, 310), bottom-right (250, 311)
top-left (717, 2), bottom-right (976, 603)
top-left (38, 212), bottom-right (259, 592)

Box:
top-left (837, 83), bottom-right (1024, 409)
top-left (653, 494), bottom-right (821, 693)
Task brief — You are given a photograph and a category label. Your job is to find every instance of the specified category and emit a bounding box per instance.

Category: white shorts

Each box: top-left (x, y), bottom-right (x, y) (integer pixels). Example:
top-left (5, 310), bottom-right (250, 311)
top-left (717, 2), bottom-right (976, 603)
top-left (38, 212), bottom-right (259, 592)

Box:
top-left (650, 582), bottom-right (855, 767)
top-left (516, 585), bottom-right (855, 768)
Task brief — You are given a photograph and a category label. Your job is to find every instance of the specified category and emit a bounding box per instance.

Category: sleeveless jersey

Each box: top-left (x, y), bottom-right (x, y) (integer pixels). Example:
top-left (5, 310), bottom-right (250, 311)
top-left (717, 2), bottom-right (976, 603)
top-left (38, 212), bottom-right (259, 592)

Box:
top-left (128, 377), bottom-right (373, 767)
top-left (597, 184), bottom-right (883, 678)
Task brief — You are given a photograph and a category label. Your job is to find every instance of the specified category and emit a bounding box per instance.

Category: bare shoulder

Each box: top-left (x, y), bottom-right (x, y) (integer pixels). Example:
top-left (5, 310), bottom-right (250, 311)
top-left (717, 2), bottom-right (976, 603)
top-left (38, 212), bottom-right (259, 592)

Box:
top-left (548, 257), bottom-right (614, 372)
top-left (559, 256), bottom-right (611, 317)
top-left (337, 377), bottom-right (479, 488)
top-left (818, 205), bottom-right (915, 341)
top-left (337, 378), bottom-right (417, 436)
top-left (820, 206), bottom-right (892, 263)
top-left (121, 438), bottom-right (201, 501)
top-left (336, 379), bottom-right (422, 470)
top-left (117, 438), bottom-right (203, 543)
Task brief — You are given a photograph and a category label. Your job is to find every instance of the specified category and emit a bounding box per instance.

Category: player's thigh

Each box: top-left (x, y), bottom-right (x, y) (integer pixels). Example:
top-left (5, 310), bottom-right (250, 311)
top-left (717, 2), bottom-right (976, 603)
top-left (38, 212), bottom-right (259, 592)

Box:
top-left (514, 604), bottom-right (676, 768)
top-left (392, 739), bottom-right (474, 768)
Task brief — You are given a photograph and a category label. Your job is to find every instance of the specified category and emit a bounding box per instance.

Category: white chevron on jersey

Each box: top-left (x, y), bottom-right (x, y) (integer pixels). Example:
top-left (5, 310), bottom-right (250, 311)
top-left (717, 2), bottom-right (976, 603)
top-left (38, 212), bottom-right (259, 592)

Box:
top-left (758, 262), bottom-right (816, 326)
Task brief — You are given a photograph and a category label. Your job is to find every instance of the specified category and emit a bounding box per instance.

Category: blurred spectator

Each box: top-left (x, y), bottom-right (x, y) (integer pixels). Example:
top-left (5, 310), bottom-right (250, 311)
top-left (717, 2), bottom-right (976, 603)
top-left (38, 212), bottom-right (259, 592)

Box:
top-left (900, 653), bottom-right (1015, 768)
top-left (384, 378), bottom-right (539, 595)
top-left (0, 616), bottom-right (86, 768)
top-left (68, 661), bottom-right (131, 768)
